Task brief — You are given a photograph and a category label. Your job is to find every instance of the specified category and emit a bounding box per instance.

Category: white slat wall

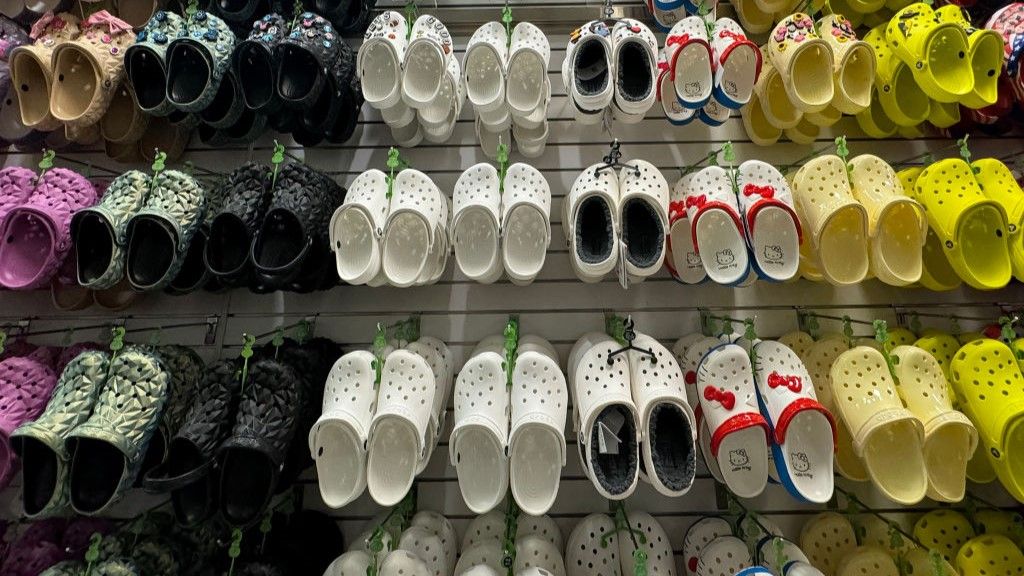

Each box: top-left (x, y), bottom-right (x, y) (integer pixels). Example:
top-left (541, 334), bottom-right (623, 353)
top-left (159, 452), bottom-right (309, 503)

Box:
top-left (1, 1), bottom-right (1023, 571)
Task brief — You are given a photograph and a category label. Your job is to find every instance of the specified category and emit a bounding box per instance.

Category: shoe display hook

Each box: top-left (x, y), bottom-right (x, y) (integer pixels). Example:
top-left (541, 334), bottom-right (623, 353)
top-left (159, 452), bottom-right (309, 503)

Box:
top-left (606, 314), bottom-right (656, 365)
top-left (594, 139), bottom-right (640, 177)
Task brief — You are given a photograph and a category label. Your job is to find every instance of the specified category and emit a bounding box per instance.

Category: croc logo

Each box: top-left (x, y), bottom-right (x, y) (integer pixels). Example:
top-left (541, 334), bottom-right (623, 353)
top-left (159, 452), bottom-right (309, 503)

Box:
top-left (704, 385), bottom-right (735, 410)
top-left (767, 371), bottom-right (802, 393)
top-left (685, 194), bottom-right (706, 209)
top-left (743, 183), bottom-right (775, 199)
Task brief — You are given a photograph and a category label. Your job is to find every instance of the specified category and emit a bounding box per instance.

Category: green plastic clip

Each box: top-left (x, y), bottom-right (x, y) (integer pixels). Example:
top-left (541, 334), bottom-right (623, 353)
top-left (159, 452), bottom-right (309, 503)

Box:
top-left (503, 316), bottom-right (520, 390)
top-left (270, 140), bottom-right (285, 189)
top-left (606, 314), bottom-right (627, 345)
top-left (950, 317), bottom-right (961, 337)
top-left (0, 330), bottom-right (6, 356)
top-left (272, 327), bottom-right (285, 359)
top-left (37, 149), bottom-right (55, 183)
top-left (148, 327), bottom-right (162, 347)
top-left (290, 0), bottom-right (303, 27)
top-left (501, 3), bottom-right (513, 48)
top-left (707, 149), bottom-right (719, 167)
top-left (928, 549), bottom-right (945, 575)
top-left (109, 326), bottom-right (125, 355)
top-left (386, 147), bottom-right (405, 200)
top-left (295, 319), bottom-right (311, 345)
top-left (873, 320), bottom-right (899, 384)
top-left (259, 510), bottom-right (273, 554)
top-left (84, 533), bottom-right (102, 576)
top-left (184, 160), bottom-right (194, 176)
top-left (887, 522), bottom-right (904, 552)
top-left (722, 142), bottom-right (736, 165)
top-left (372, 323), bottom-right (387, 387)
top-left (404, 0), bottom-right (417, 39)
top-left (185, 0), bottom-right (199, 16)
top-left (909, 313), bottom-right (922, 336)
top-left (958, 136), bottom-right (979, 174)
top-left (149, 149), bottom-right (167, 192)
top-left (633, 549), bottom-right (648, 576)
top-left (1000, 315), bottom-right (1017, 344)
top-left (842, 315), bottom-right (854, 348)
top-left (226, 528), bottom-right (242, 576)
top-left (773, 537), bottom-right (788, 573)
top-left (497, 143), bottom-right (510, 196)
top-left (835, 136), bottom-right (850, 175)
top-left (62, 327), bottom-right (74, 347)
top-left (744, 318), bottom-right (758, 366)
top-left (239, 334), bottom-right (256, 392)
top-left (501, 500), bottom-right (520, 576)
top-left (721, 317), bottom-right (734, 338)
top-left (806, 313), bottom-right (820, 341)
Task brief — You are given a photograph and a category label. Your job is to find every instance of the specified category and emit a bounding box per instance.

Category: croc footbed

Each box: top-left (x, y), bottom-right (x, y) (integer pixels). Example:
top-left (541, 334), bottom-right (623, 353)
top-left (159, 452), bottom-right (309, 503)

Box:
top-left (644, 402), bottom-right (696, 492)
top-left (588, 405), bottom-right (638, 497)
top-left (621, 198), bottom-right (664, 270)
top-left (616, 41), bottom-right (653, 104)
top-left (574, 197), bottom-right (614, 264)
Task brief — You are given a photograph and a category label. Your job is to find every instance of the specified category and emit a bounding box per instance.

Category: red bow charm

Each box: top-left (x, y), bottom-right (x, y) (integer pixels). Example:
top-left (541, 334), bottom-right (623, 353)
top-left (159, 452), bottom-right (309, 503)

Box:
top-left (743, 183), bottom-right (775, 199)
top-left (767, 371), bottom-right (802, 393)
top-left (704, 386), bottom-right (736, 410)
top-left (686, 194), bottom-right (706, 209)
top-left (666, 33), bottom-right (691, 48)
top-left (83, 11), bottom-right (133, 35)
top-left (719, 29), bottom-right (747, 43)
top-left (669, 200), bottom-right (687, 220)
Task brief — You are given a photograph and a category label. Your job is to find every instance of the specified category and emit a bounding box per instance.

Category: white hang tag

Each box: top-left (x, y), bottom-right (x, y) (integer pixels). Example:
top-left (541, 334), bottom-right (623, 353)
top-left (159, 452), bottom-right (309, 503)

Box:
top-left (617, 239), bottom-right (629, 289)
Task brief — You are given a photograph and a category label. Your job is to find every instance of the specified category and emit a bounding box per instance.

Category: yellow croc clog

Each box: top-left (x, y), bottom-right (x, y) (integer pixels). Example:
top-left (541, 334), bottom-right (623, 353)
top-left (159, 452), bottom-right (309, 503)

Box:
top-left (755, 55), bottom-right (803, 129)
top-left (972, 158), bottom-right (1024, 283)
top-left (904, 548), bottom-right (958, 576)
top-left (913, 331), bottom-right (960, 383)
top-left (799, 512), bottom-right (859, 575)
top-left (928, 99), bottom-right (962, 128)
top-left (887, 327), bottom-right (918, 347)
top-left (803, 336), bottom-right (869, 481)
top-left (785, 117), bottom-right (821, 144)
top-left (957, 535), bottom-right (1024, 576)
top-left (957, 331), bottom-right (986, 345)
top-left (830, 346), bottom-right (928, 504)
top-left (805, 104), bottom-right (842, 127)
top-left (779, 330), bottom-right (816, 358)
top-left (886, 3), bottom-right (975, 103)
top-left (856, 86), bottom-right (900, 138)
top-left (734, 0), bottom-right (776, 35)
top-left (769, 13), bottom-right (836, 113)
top-left (892, 345), bottom-right (978, 502)
top-left (753, 0), bottom-right (790, 17)
top-left (936, 5), bottom-right (1005, 109)
top-left (898, 123), bottom-right (929, 139)
top-left (899, 166), bottom-right (962, 291)
top-left (819, 15), bottom-right (875, 114)
top-left (836, 546), bottom-right (899, 576)
top-left (951, 339), bottom-right (1024, 503)
top-left (865, 24), bottom-right (931, 127)
top-left (792, 155), bottom-right (871, 285)
top-left (742, 93), bottom-right (784, 146)
top-left (915, 510), bottom-right (977, 562)
top-left (913, 158), bottom-right (1011, 290)
top-left (975, 510), bottom-right (1024, 549)
top-left (848, 155), bottom-right (927, 286)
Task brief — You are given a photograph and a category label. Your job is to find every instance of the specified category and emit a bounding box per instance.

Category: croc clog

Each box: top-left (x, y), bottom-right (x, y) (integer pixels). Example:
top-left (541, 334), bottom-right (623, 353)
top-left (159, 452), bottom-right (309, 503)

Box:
top-left (683, 517), bottom-right (733, 576)
top-left (9, 12), bottom-right (80, 130)
top-left (914, 510), bottom-right (975, 562)
top-left (165, 9), bottom-right (234, 113)
top-left (819, 15), bottom-right (875, 115)
top-left (358, 11), bottom-right (407, 110)
top-left (71, 170), bottom-right (148, 290)
top-left (0, 347), bottom-right (57, 491)
top-left (769, 13), bottom-right (834, 113)
top-left (897, 167), bottom-right (962, 291)
top-left (798, 513), bottom-right (858, 575)
top-left (665, 173), bottom-right (707, 283)
top-left (401, 15), bottom-right (453, 110)
top-left (886, 3), bottom-right (974, 103)
top-left (502, 163), bottom-right (551, 285)
top-left (912, 158), bottom-right (1011, 290)
top-left (957, 534), bottom-right (1024, 576)
top-left (203, 162), bottom-right (271, 288)
top-left (741, 92), bottom-right (782, 146)
top-left (618, 160), bottom-right (668, 279)
top-left (754, 53), bottom-right (802, 129)
top-left (685, 166), bottom-right (751, 285)
top-left (735, 160), bottom-right (802, 281)
top-left (275, 13), bottom-right (340, 111)
top-left (710, 17), bottom-right (761, 109)
top-left (566, 514), bottom-right (619, 576)
top-left (864, 24), bottom-right (930, 127)
top-left (450, 348), bottom-right (508, 514)
top-left (936, 5), bottom-right (1004, 109)
top-left (666, 16), bottom-right (712, 110)
top-left (835, 546), bottom-right (898, 576)
top-left (124, 11), bottom-right (183, 117)
top-left (564, 164), bottom-right (619, 282)
top-left (972, 158), bottom-right (1024, 283)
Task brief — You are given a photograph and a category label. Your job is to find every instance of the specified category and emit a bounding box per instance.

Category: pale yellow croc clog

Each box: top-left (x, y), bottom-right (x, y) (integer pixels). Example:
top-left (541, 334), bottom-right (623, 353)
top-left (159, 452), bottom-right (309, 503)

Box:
top-left (778, 330), bottom-right (815, 358)
top-left (785, 117), bottom-right (820, 144)
top-left (830, 346), bottom-right (928, 504)
top-left (848, 155), bottom-right (927, 286)
top-left (836, 546), bottom-right (899, 576)
top-left (742, 92), bottom-right (784, 146)
top-left (891, 345), bottom-right (977, 502)
top-left (755, 55), bottom-right (803, 129)
top-left (857, 514), bottom-right (913, 557)
top-left (799, 512), bottom-right (858, 575)
top-left (819, 15), bottom-right (875, 114)
top-left (734, 0), bottom-right (776, 35)
top-left (769, 13), bottom-right (836, 113)
top-left (904, 548), bottom-right (958, 576)
top-left (856, 86), bottom-right (899, 138)
top-left (913, 158), bottom-right (1012, 290)
top-left (805, 104), bottom-right (842, 127)
top-left (792, 155), bottom-right (870, 285)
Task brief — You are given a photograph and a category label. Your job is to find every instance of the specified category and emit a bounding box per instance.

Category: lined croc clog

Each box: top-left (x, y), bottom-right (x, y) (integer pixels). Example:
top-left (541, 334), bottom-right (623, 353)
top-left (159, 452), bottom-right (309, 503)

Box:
top-left (710, 18), bottom-right (761, 109)
top-left (847, 154), bottom-right (927, 286)
top-left (565, 164), bottom-right (619, 282)
top-left (769, 13), bottom-right (834, 113)
top-left (791, 155), bottom-right (870, 285)
top-left (972, 158), bottom-right (1024, 283)
top-left (666, 16), bottom-right (712, 110)
top-left (697, 536), bottom-right (753, 576)
top-left (571, 335), bottom-right (640, 500)
top-left (830, 346), bottom-right (928, 504)
top-left (308, 351), bottom-right (377, 509)
top-left (914, 510), bottom-right (975, 562)
top-left (329, 169), bottom-right (389, 285)
top-left (401, 15), bottom-right (453, 110)
top-left (950, 339), bottom-right (1024, 502)
top-left (563, 21), bottom-right (613, 113)
top-left (165, 10), bottom-right (234, 113)
top-left (501, 163), bottom-right (551, 285)
top-left (450, 164), bottom-right (502, 284)
top-left (957, 535), bottom-right (1024, 576)
top-left (618, 160), bottom-right (668, 279)
top-left (818, 15), bottom-right (874, 114)
top-left (359, 11), bottom-right (407, 110)
top-left (381, 169), bottom-right (444, 287)
top-left (886, 3), bottom-right (974, 103)
top-left (629, 333), bottom-right (697, 497)
top-left (753, 340), bottom-right (836, 503)
top-left (936, 5), bottom-right (1003, 109)
top-left (698, 343), bottom-right (770, 498)
top-left (70, 170), bottom-right (148, 290)
top-left (799, 513), bottom-right (858, 575)
top-left (912, 158), bottom-right (1011, 290)
top-left (753, 57), bottom-right (802, 129)
top-left (566, 514), bottom-right (620, 576)
top-left (509, 345), bottom-right (566, 515)
top-left (0, 168), bottom-right (98, 290)
top-left (666, 174), bottom-right (706, 284)
top-left (124, 170), bottom-right (205, 291)
top-left (463, 22), bottom-right (507, 114)
top-left (864, 24), bottom-right (930, 127)
top-left (735, 160), bottom-right (802, 282)
top-left (686, 166), bottom-right (751, 285)
top-left (683, 517), bottom-right (733, 576)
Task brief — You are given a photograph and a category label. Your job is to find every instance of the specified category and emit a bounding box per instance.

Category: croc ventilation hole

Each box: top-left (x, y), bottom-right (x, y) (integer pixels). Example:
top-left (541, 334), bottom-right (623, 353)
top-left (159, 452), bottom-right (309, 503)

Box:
top-left (383, 355), bottom-right (430, 406)
top-left (807, 340), bottom-right (847, 403)
top-left (456, 359), bottom-right (499, 410)
top-left (631, 517), bottom-right (669, 566)
top-left (518, 359), bottom-right (564, 410)
top-left (835, 350), bottom-right (898, 406)
top-left (570, 517), bottom-right (617, 570)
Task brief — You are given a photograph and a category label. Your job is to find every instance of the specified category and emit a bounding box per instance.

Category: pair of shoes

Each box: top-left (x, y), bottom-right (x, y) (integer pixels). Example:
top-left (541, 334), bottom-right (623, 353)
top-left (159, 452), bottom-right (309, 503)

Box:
top-left (567, 512), bottom-right (674, 576)
top-left (569, 331), bottom-right (697, 500)
top-left (7, 11), bottom-right (134, 133)
top-left (449, 335), bottom-right (565, 515)
top-left (0, 167), bottom-right (98, 290)
top-left (329, 168), bottom-right (447, 287)
top-left (465, 21), bottom-right (550, 158)
top-left (455, 512), bottom-right (562, 576)
top-left (450, 162), bottom-right (550, 284)
top-left (359, 12), bottom-right (460, 146)
top-left (564, 160), bottom-right (669, 283)
top-left (309, 337), bottom-right (451, 508)
top-left (11, 345), bottom-right (170, 516)
top-left (674, 160), bottom-right (801, 285)
top-left (68, 168), bottom-right (206, 292)
top-left (661, 17), bottom-right (761, 127)
top-left (562, 18), bottom-right (658, 126)
top-left (792, 154), bottom-right (927, 287)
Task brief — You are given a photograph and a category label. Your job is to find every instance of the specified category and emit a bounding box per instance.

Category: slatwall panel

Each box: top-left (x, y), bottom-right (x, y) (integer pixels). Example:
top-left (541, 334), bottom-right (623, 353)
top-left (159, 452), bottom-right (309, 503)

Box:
top-left (1, 1), bottom-right (1023, 572)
